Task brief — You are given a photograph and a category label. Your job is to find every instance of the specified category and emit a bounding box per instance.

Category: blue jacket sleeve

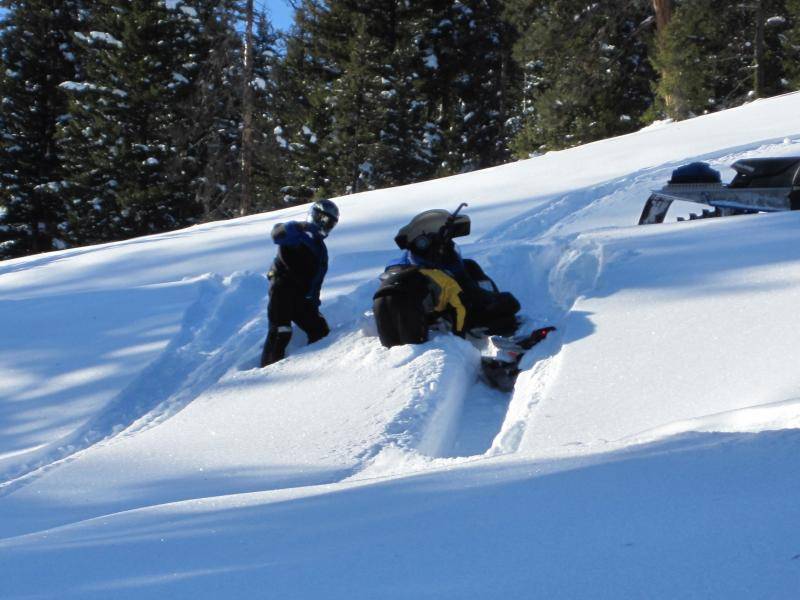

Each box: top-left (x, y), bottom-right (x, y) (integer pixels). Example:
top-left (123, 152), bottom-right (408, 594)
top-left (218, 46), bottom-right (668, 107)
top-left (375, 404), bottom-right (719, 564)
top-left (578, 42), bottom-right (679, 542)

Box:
top-left (272, 221), bottom-right (308, 246)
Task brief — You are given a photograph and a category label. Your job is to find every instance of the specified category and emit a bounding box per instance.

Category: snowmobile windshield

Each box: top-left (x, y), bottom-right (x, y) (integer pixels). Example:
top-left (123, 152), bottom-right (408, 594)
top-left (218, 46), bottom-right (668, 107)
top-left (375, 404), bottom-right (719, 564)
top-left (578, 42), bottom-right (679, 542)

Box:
top-left (394, 209), bottom-right (470, 250)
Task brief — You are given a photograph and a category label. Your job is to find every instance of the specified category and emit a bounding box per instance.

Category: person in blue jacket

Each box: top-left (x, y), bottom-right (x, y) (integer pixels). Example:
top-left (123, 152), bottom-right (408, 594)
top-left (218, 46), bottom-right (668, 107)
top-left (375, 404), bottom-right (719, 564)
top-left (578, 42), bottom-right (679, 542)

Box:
top-left (260, 199), bottom-right (339, 367)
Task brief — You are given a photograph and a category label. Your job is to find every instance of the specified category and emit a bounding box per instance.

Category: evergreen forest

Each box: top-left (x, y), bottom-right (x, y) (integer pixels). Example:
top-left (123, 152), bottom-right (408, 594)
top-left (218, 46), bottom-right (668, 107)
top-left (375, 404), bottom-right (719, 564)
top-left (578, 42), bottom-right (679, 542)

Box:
top-left (1, 0), bottom-right (798, 259)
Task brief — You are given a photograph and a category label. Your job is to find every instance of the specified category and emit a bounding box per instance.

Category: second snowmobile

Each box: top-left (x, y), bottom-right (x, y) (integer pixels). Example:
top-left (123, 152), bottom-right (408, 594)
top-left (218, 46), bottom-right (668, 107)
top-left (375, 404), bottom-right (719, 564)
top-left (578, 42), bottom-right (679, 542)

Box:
top-left (639, 156), bottom-right (800, 224)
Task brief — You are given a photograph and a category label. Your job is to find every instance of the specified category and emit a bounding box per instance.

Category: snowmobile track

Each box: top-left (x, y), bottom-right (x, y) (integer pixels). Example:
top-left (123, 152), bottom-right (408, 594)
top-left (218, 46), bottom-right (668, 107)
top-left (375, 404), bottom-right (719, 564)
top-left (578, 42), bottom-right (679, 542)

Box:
top-left (0, 273), bottom-right (268, 495)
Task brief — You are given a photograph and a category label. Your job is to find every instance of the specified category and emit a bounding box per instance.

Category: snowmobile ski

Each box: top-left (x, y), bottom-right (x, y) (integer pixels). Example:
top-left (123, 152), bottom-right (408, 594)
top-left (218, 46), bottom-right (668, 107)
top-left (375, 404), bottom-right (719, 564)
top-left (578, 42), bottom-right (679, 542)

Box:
top-left (480, 326), bottom-right (555, 392)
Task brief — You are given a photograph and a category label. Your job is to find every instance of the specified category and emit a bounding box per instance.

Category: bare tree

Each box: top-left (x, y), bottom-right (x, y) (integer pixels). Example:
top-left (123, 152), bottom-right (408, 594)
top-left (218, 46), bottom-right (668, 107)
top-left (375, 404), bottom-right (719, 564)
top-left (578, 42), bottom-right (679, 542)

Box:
top-left (240, 0), bottom-right (255, 215)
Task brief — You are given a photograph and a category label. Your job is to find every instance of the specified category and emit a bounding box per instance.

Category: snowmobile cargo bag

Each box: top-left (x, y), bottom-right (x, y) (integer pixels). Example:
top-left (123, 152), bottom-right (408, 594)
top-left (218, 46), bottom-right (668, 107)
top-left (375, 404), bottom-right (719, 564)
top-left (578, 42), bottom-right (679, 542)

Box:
top-left (373, 267), bottom-right (432, 348)
top-left (668, 162), bottom-right (721, 184)
top-left (394, 209), bottom-right (471, 250)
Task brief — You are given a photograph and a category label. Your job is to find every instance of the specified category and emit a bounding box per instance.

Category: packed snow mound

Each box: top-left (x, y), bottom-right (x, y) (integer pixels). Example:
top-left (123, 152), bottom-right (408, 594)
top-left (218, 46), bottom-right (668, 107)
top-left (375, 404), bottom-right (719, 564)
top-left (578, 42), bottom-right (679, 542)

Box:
top-left (2, 93), bottom-right (800, 598)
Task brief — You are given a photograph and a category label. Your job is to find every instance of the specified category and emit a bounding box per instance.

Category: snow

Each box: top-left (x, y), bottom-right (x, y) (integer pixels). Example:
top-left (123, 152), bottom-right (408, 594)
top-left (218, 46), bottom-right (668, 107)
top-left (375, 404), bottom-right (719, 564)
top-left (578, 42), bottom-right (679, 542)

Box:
top-left (274, 125), bottom-right (288, 148)
top-left (2, 92), bottom-right (800, 598)
top-left (59, 81), bottom-right (97, 93)
top-left (301, 125), bottom-right (318, 144)
top-left (179, 5), bottom-right (198, 18)
top-left (424, 51), bottom-right (439, 70)
top-left (88, 32), bottom-right (122, 48)
top-left (33, 181), bottom-right (63, 193)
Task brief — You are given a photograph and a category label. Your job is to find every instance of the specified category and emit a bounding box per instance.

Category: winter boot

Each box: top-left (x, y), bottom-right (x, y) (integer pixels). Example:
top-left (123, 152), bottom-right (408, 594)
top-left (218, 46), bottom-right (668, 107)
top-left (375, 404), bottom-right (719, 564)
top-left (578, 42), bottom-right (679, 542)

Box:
top-left (260, 326), bottom-right (292, 367)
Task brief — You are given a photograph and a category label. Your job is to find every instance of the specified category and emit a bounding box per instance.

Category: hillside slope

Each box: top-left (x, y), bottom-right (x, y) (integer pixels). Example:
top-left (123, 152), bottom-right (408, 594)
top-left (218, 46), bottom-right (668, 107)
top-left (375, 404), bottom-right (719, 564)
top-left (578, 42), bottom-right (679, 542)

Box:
top-left (2, 94), bottom-right (800, 598)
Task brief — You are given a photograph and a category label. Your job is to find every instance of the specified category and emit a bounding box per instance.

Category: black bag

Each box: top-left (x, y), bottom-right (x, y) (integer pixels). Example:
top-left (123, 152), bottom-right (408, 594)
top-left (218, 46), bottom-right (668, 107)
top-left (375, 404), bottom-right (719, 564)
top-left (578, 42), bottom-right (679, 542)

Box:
top-left (373, 267), bottom-right (432, 348)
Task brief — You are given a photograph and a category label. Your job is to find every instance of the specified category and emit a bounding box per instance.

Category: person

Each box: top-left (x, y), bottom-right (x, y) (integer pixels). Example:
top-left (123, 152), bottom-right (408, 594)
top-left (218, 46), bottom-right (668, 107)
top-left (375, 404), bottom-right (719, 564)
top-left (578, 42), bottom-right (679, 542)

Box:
top-left (373, 206), bottom-right (521, 348)
top-left (260, 199), bottom-right (339, 367)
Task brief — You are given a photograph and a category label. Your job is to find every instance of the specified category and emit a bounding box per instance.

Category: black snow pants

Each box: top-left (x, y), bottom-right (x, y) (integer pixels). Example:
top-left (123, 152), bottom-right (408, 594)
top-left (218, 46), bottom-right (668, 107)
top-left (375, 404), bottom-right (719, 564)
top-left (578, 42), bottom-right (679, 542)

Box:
top-left (260, 277), bottom-right (330, 367)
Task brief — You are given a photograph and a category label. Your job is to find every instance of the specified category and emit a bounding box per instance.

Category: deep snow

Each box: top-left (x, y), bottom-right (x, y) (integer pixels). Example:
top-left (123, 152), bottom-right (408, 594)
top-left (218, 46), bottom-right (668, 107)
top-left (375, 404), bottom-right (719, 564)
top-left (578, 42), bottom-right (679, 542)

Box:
top-left (2, 93), bottom-right (800, 598)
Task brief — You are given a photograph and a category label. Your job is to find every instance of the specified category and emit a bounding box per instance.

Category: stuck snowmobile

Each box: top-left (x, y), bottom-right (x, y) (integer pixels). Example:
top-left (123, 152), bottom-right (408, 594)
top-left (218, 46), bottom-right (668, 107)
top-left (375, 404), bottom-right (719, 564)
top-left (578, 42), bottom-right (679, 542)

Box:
top-left (639, 157), bottom-right (800, 224)
top-left (374, 204), bottom-right (555, 392)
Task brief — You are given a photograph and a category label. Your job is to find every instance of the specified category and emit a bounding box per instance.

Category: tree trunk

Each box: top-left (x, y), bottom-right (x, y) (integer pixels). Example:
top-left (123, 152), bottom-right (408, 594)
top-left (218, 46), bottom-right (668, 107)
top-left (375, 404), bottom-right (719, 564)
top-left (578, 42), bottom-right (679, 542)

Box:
top-left (240, 0), bottom-right (255, 216)
top-left (652, 0), bottom-right (672, 31)
top-left (652, 0), bottom-right (680, 117)
top-left (753, 0), bottom-right (766, 98)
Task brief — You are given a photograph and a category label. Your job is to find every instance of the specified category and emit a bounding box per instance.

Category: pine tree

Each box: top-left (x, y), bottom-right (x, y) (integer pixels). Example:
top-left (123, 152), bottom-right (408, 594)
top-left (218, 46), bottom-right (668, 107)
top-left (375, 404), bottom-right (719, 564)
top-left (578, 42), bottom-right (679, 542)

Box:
top-left (180, 0), bottom-right (244, 220)
top-left (652, 0), bottom-right (794, 120)
top-left (275, 0), bottom-right (517, 197)
top-left (58, 0), bottom-right (202, 244)
top-left (274, 0), bottom-right (411, 197)
top-left (446, 0), bottom-right (517, 172)
top-left (325, 13), bottom-right (382, 194)
top-left (272, 0), bottom-right (336, 201)
top-left (0, 0), bottom-right (82, 259)
top-left (505, 0), bottom-right (655, 156)
top-left (785, 0), bottom-right (800, 88)
top-left (250, 11), bottom-right (291, 211)
top-left (757, 0), bottom-right (795, 97)
top-left (403, 0), bottom-right (456, 175)
top-left (408, 0), bottom-right (517, 174)
top-left (368, 5), bottom-right (439, 189)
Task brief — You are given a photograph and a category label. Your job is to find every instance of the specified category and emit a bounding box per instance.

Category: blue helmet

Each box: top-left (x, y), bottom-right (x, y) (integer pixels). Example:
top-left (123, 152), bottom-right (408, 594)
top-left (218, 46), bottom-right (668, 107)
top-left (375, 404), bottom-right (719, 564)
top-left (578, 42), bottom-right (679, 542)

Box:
top-left (308, 199), bottom-right (339, 236)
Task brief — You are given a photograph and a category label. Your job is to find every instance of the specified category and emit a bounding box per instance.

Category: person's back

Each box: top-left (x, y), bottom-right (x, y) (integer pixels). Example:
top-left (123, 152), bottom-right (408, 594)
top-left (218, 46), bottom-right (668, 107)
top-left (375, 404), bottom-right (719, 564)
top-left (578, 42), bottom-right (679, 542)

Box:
top-left (269, 220), bottom-right (328, 299)
top-left (260, 200), bottom-right (339, 367)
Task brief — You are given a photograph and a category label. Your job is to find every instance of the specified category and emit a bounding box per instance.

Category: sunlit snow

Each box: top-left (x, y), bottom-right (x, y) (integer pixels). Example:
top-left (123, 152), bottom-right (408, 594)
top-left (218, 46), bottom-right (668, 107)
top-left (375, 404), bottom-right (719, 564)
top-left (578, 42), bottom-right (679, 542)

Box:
top-left (2, 93), bottom-right (800, 599)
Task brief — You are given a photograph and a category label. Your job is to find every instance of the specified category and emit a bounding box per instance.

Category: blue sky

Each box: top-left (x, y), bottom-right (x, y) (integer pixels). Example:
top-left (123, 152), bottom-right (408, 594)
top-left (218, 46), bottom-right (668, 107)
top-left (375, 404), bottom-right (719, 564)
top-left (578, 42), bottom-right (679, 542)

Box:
top-left (0, 3), bottom-right (295, 31)
top-left (260, 0), bottom-right (295, 31)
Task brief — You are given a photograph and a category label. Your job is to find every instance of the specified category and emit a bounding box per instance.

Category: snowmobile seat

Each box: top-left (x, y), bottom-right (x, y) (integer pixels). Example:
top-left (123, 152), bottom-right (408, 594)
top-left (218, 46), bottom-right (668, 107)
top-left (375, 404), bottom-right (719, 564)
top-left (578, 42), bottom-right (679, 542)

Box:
top-left (729, 157), bottom-right (800, 189)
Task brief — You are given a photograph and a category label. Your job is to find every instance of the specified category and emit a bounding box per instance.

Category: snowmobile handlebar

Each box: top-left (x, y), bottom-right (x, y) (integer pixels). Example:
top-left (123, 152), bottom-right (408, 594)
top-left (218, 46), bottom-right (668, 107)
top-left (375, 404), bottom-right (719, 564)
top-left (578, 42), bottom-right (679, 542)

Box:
top-left (439, 203), bottom-right (469, 243)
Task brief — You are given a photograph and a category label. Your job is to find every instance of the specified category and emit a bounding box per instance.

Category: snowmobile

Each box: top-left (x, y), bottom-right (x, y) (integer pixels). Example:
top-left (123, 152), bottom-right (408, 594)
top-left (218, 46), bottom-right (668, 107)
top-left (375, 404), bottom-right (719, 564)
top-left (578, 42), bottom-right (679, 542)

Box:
top-left (639, 157), bottom-right (800, 224)
top-left (379, 203), bottom-right (556, 392)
